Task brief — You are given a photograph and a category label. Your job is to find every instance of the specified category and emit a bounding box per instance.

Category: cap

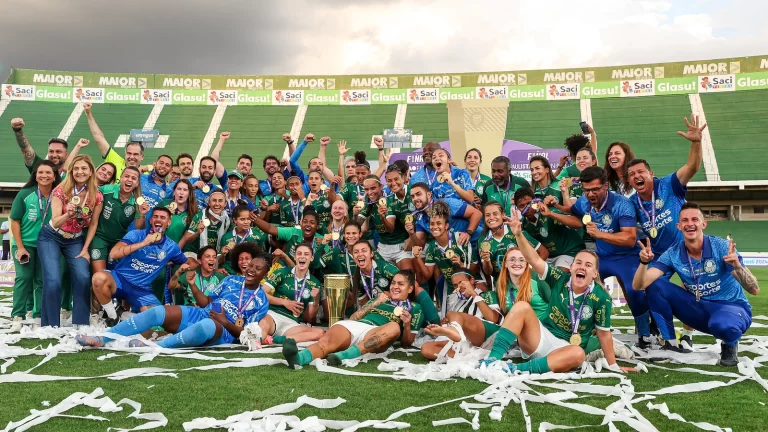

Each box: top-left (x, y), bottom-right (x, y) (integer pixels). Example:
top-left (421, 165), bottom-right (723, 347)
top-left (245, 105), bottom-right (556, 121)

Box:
top-left (228, 169), bottom-right (244, 180)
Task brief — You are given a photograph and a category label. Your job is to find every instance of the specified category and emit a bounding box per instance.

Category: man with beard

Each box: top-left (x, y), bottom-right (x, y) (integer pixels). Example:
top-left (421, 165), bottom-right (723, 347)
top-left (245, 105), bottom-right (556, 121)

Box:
top-left (187, 157), bottom-right (224, 209)
top-left (410, 141), bottom-right (441, 189)
top-left (406, 182), bottom-right (483, 247)
top-left (140, 155), bottom-right (174, 208)
top-left (90, 207), bottom-right (193, 326)
top-left (176, 153), bottom-right (195, 180)
top-left (168, 246), bottom-right (225, 306)
top-left (479, 156), bottom-right (529, 216)
top-left (11, 118), bottom-right (69, 176)
top-left (83, 103), bottom-right (144, 180)
top-left (260, 155), bottom-right (283, 196)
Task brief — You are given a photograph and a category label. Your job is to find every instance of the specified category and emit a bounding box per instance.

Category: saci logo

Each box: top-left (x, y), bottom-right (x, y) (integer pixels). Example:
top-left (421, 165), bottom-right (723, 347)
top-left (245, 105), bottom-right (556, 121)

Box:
top-left (72, 88), bottom-right (105, 103)
top-left (546, 83), bottom-right (580, 100)
top-left (141, 89), bottom-right (172, 104)
top-left (476, 86), bottom-right (508, 99)
top-left (407, 88), bottom-right (439, 104)
top-left (340, 89), bottom-right (371, 105)
top-left (620, 79), bottom-right (655, 97)
top-left (698, 75), bottom-right (735, 93)
top-left (272, 90), bottom-right (304, 105)
top-left (207, 90), bottom-right (238, 105)
top-left (3, 84), bottom-right (36, 101)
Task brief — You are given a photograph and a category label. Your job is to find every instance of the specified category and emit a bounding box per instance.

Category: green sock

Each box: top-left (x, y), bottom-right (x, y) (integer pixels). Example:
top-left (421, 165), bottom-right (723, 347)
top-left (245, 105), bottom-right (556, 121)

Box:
top-left (335, 345), bottom-right (362, 361)
top-left (417, 290), bottom-right (441, 325)
top-left (297, 349), bottom-right (314, 366)
top-left (517, 357), bottom-right (551, 374)
top-left (488, 327), bottom-right (518, 360)
top-left (272, 335), bottom-right (286, 344)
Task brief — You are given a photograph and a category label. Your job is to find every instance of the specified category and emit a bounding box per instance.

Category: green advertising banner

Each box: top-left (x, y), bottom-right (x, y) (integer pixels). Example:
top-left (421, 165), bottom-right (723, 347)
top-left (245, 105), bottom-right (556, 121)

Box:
top-left (508, 85), bottom-right (546, 101)
top-left (655, 77), bottom-right (698, 95)
top-left (371, 89), bottom-right (406, 105)
top-left (171, 89), bottom-right (207, 105)
top-left (237, 90), bottom-right (272, 105)
top-left (439, 87), bottom-right (475, 101)
top-left (736, 72), bottom-right (768, 91)
top-left (581, 81), bottom-right (621, 99)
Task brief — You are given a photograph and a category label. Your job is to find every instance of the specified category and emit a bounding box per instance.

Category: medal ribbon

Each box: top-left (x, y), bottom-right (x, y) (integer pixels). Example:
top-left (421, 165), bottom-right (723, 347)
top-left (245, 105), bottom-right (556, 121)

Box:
top-left (636, 190), bottom-right (657, 234)
top-left (227, 193), bottom-right (241, 214)
top-left (425, 166), bottom-right (437, 186)
top-left (72, 184), bottom-right (86, 200)
top-left (359, 266), bottom-right (375, 299)
top-left (390, 299), bottom-right (412, 311)
top-left (233, 228), bottom-right (251, 245)
top-left (37, 187), bottom-right (52, 222)
top-left (686, 252), bottom-right (702, 301)
top-left (293, 268), bottom-right (309, 302)
top-left (237, 280), bottom-right (261, 319)
top-left (290, 199), bottom-right (301, 224)
top-left (568, 281), bottom-right (593, 336)
top-left (496, 177), bottom-right (512, 212)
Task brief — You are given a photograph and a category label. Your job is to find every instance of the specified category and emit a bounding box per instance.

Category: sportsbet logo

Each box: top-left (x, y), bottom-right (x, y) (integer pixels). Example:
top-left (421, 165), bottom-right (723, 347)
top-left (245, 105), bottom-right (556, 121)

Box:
top-left (207, 90), bottom-right (238, 105)
top-left (340, 89), bottom-right (371, 105)
top-left (698, 75), bottom-right (735, 93)
top-left (620, 79), bottom-right (655, 97)
top-left (141, 89), bottom-right (172, 104)
top-left (3, 84), bottom-right (35, 101)
top-left (407, 88), bottom-right (439, 104)
top-left (72, 87), bottom-right (105, 103)
top-left (546, 83), bottom-right (579, 100)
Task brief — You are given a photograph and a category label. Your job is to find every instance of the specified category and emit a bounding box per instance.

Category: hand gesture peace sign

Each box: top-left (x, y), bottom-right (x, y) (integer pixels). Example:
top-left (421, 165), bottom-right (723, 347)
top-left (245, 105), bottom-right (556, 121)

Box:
top-left (638, 238), bottom-right (654, 263)
top-left (724, 237), bottom-right (741, 269)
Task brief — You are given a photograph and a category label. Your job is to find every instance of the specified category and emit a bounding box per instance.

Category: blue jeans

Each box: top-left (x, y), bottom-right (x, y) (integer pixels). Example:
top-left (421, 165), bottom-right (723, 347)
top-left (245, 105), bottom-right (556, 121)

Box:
top-left (37, 224), bottom-right (91, 326)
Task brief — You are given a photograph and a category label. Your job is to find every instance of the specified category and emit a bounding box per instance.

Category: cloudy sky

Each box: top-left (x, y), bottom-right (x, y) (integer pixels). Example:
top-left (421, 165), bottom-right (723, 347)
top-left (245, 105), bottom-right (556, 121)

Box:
top-left (1, 0), bottom-right (765, 79)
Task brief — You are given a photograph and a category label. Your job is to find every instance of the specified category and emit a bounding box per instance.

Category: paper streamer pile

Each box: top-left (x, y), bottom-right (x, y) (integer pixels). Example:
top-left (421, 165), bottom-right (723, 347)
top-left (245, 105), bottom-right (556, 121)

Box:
top-left (1, 285), bottom-right (767, 431)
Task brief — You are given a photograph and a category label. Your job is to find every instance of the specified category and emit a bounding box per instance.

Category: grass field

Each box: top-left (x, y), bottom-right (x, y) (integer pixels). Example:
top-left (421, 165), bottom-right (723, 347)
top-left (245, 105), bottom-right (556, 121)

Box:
top-left (1, 269), bottom-right (767, 432)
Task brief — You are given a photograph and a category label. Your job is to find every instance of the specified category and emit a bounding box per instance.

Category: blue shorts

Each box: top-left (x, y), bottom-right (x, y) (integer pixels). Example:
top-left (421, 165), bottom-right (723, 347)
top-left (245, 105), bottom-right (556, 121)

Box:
top-left (179, 305), bottom-right (233, 345)
top-left (109, 270), bottom-right (161, 312)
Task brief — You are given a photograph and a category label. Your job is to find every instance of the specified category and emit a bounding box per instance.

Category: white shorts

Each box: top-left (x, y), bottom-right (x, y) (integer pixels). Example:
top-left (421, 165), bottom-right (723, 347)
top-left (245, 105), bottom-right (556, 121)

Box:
top-left (546, 255), bottom-right (574, 269)
top-left (268, 310), bottom-right (300, 337)
top-left (333, 320), bottom-right (376, 346)
top-left (378, 242), bottom-right (411, 264)
top-left (522, 321), bottom-right (570, 360)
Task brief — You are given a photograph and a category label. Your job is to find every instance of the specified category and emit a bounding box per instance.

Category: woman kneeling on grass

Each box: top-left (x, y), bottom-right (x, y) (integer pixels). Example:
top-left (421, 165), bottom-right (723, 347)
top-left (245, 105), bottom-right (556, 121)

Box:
top-left (75, 252), bottom-right (270, 349)
top-left (282, 270), bottom-right (424, 369)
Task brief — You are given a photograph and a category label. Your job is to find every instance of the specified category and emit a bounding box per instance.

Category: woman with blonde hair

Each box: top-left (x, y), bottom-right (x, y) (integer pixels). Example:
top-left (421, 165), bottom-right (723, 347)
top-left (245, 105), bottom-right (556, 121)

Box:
top-left (37, 153), bottom-right (103, 327)
top-left (421, 248), bottom-right (550, 360)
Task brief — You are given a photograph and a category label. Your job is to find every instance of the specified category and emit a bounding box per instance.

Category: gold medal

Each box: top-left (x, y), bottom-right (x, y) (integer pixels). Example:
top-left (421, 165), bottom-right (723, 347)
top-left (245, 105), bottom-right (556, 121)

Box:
top-left (135, 196), bottom-right (145, 206)
top-left (356, 201), bottom-right (365, 209)
top-left (393, 306), bottom-right (403, 317)
top-left (405, 214), bottom-right (414, 224)
top-left (437, 173), bottom-right (447, 183)
top-left (332, 232), bottom-right (340, 241)
top-left (324, 234), bottom-right (332, 242)
top-left (531, 203), bottom-right (539, 210)
top-left (445, 249), bottom-right (455, 259)
top-left (227, 240), bottom-right (236, 248)
top-left (481, 242), bottom-right (491, 252)
top-left (235, 318), bottom-right (244, 328)
top-left (71, 196), bottom-right (81, 205)
top-left (569, 334), bottom-right (582, 346)
top-left (378, 198), bottom-right (387, 207)
top-left (168, 202), bottom-right (178, 212)
top-left (649, 227), bottom-right (658, 239)
top-left (320, 184), bottom-right (328, 191)
top-left (202, 218), bottom-right (211, 227)
top-left (153, 232), bottom-right (162, 242)
top-left (562, 178), bottom-right (573, 189)
top-left (582, 214), bottom-right (592, 225)
top-left (202, 185), bottom-right (210, 193)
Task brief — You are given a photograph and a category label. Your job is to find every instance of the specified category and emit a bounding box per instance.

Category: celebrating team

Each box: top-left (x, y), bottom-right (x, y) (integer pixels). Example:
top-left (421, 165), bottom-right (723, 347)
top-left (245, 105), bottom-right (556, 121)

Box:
top-left (7, 105), bottom-right (759, 370)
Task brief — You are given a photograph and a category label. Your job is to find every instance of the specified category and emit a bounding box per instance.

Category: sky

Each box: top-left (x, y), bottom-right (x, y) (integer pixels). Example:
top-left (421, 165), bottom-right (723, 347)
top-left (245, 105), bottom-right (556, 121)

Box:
top-left (0, 0), bottom-right (766, 79)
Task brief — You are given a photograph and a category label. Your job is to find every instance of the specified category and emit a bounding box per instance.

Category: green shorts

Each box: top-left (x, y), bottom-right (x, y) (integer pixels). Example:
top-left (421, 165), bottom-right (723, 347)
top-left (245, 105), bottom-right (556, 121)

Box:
top-left (89, 236), bottom-right (115, 262)
top-left (482, 321), bottom-right (501, 341)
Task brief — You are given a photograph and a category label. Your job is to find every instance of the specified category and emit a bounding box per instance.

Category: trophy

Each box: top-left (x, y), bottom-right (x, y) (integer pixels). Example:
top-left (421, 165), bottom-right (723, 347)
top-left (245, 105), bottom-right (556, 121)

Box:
top-left (324, 274), bottom-right (350, 327)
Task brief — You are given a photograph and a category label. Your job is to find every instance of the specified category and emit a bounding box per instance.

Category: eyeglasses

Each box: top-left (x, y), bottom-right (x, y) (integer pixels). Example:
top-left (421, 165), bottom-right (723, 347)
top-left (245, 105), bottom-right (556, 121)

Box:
top-left (582, 184), bottom-right (606, 194)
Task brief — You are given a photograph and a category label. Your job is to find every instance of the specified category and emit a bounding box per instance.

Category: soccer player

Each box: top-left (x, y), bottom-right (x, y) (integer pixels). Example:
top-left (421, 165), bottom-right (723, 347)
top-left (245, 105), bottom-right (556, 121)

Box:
top-left (478, 156), bottom-right (529, 216)
top-left (168, 246), bottom-right (224, 306)
top-left (357, 175), bottom-right (410, 268)
top-left (381, 166), bottom-right (415, 270)
top-left (223, 170), bottom-right (256, 217)
top-left (464, 148), bottom-right (491, 192)
top-left (77, 253), bottom-right (270, 349)
top-left (259, 155), bottom-right (283, 196)
top-left (305, 170), bottom-right (338, 233)
top-left (633, 202), bottom-right (760, 366)
top-left (139, 155), bottom-right (173, 208)
top-left (406, 182), bottom-right (482, 247)
top-left (251, 207), bottom-right (329, 276)
top-left (279, 176), bottom-right (305, 228)
top-left (187, 157), bottom-right (223, 208)
top-left (11, 117), bottom-right (69, 177)
top-left (350, 240), bottom-right (399, 306)
top-left (83, 103), bottom-right (143, 180)
top-left (554, 125), bottom-right (597, 180)
top-left (430, 148), bottom-right (475, 203)
top-left (604, 142), bottom-right (635, 197)
top-left (480, 217), bottom-right (632, 374)
top-left (530, 156), bottom-right (563, 205)
top-left (91, 207), bottom-right (193, 326)
top-left (219, 205), bottom-right (268, 274)
top-left (182, 190), bottom-right (232, 252)
top-left (282, 270), bottom-right (424, 369)
top-left (260, 243), bottom-right (325, 343)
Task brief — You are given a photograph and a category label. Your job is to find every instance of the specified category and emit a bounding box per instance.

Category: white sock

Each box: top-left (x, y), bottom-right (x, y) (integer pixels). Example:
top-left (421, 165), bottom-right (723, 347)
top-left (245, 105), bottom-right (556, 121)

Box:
top-left (102, 302), bottom-right (117, 319)
top-left (666, 339), bottom-right (679, 347)
top-left (682, 328), bottom-right (694, 337)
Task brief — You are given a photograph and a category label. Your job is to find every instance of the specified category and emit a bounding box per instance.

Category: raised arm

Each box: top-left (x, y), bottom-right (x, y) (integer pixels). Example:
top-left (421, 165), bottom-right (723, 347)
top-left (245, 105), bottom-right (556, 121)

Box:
top-left (372, 137), bottom-right (388, 178)
top-left (675, 115), bottom-right (706, 186)
top-left (83, 103), bottom-right (111, 157)
top-left (317, 136), bottom-right (337, 181)
top-left (62, 139), bottom-right (89, 171)
top-left (506, 213), bottom-right (546, 277)
top-left (587, 123), bottom-right (597, 156)
top-left (337, 140), bottom-right (348, 178)
top-left (10, 118), bottom-right (37, 168)
top-left (209, 131), bottom-right (230, 179)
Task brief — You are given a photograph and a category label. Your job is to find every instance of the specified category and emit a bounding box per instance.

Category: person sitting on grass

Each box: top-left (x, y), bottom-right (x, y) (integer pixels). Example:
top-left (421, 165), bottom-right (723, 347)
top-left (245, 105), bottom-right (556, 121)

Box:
top-left (76, 252), bottom-right (270, 349)
top-left (282, 270), bottom-right (424, 369)
top-left (478, 215), bottom-right (635, 374)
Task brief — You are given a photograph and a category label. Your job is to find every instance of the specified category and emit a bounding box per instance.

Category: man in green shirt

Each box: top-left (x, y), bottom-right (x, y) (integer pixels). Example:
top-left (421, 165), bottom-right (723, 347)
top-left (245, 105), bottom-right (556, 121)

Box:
top-left (84, 103), bottom-right (144, 180)
top-left (479, 156), bottom-right (528, 216)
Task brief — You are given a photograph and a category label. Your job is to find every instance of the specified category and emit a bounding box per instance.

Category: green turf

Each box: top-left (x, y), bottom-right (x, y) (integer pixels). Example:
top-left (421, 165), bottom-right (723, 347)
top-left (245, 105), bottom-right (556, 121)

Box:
top-left (2, 269), bottom-right (767, 431)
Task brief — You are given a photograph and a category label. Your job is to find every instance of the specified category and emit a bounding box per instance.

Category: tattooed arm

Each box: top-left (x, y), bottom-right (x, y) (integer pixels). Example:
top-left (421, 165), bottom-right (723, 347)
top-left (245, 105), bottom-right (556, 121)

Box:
top-left (350, 292), bottom-right (388, 321)
top-left (733, 267), bottom-right (760, 295)
top-left (11, 118), bottom-right (37, 167)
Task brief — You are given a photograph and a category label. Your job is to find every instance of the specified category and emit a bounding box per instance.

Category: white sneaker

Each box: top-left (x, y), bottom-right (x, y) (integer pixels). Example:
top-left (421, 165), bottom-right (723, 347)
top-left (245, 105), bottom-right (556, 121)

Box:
top-left (25, 311), bottom-right (33, 320)
top-left (10, 316), bottom-right (23, 332)
top-left (60, 309), bottom-right (72, 321)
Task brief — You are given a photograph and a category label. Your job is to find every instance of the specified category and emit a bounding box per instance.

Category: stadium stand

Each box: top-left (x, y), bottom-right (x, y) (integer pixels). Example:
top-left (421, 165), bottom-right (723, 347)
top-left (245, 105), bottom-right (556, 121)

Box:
top-left (296, 104), bottom-right (398, 172)
top-left (67, 104), bottom-right (154, 163)
top-left (152, 105), bottom-right (217, 164)
top-left (215, 105), bottom-right (297, 170)
top-left (590, 95), bottom-right (706, 182)
top-left (505, 100), bottom-right (581, 149)
top-left (403, 104), bottom-right (449, 145)
top-left (700, 89), bottom-right (768, 181)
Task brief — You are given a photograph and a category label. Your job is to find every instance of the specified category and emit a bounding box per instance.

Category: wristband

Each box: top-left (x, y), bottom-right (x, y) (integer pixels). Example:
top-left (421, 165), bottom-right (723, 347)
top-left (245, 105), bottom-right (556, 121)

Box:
top-left (466, 229), bottom-right (474, 236)
top-left (377, 148), bottom-right (384, 152)
top-left (472, 296), bottom-right (485, 305)
top-left (639, 258), bottom-right (651, 265)
top-left (12, 127), bottom-right (22, 133)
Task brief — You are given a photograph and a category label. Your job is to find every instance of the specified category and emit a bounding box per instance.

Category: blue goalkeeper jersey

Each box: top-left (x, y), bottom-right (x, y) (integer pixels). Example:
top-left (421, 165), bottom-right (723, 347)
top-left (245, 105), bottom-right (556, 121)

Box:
top-left (112, 229), bottom-right (188, 289)
top-left (571, 191), bottom-right (640, 258)
top-left (204, 275), bottom-right (269, 325)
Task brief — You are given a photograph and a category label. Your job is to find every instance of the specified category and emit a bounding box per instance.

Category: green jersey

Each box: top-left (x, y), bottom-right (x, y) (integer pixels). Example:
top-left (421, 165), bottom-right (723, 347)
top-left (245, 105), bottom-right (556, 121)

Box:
top-left (522, 215), bottom-right (585, 258)
top-left (187, 211), bottom-right (231, 252)
top-left (263, 267), bottom-right (322, 323)
top-left (258, 193), bottom-right (283, 225)
top-left (358, 300), bottom-right (424, 332)
top-left (9, 187), bottom-right (52, 248)
top-left (470, 173), bottom-right (491, 195)
top-left (321, 248), bottom-right (386, 277)
top-left (339, 183), bottom-right (373, 241)
top-left (157, 199), bottom-right (193, 245)
top-left (96, 185), bottom-right (139, 244)
top-left (556, 164), bottom-right (581, 180)
top-left (541, 264), bottom-right (612, 349)
top-left (354, 259), bottom-right (399, 300)
top-left (477, 226), bottom-right (541, 281)
top-left (532, 180), bottom-right (564, 207)
top-left (275, 226), bottom-right (328, 272)
top-left (479, 178), bottom-right (521, 215)
top-left (279, 198), bottom-right (303, 227)
top-left (425, 237), bottom-right (478, 292)
top-left (497, 280), bottom-right (551, 321)
top-left (219, 228), bottom-right (269, 274)
top-left (360, 199), bottom-right (408, 245)
top-left (178, 269), bottom-right (224, 306)
top-left (308, 193), bottom-right (332, 234)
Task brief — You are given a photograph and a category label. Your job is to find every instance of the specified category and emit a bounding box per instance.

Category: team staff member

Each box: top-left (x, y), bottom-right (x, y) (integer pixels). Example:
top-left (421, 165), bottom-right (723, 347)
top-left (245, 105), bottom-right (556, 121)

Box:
top-left (77, 254), bottom-right (270, 349)
top-left (90, 167), bottom-right (147, 273)
top-left (406, 183), bottom-right (483, 248)
top-left (8, 161), bottom-right (61, 331)
top-left (139, 155), bottom-right (173, 208)
top-left (82, 103), bottom-right (143, 180)
top-left (481, 217), bottom-right (633, 374)
top-left (260, 243), bottom-right (325, 343)
top-left (11, 118), bottom-right (69, 177)
top-left (92, 207), bottom-right (193, 325)
top-left (176, 153), bottom-right (195, 180)
top-left (282, 270), bottom-right (424, 368)
top-left (169, 246), bottom-right (224, 306)
top-left (38, 155), bottom-right (103, 328)
top-left (478, 156), bottom-right (528, 216)
top-left (186, 157), bottom-right (224, 209)
top-left (633, 202), bottom-right (760, 366)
